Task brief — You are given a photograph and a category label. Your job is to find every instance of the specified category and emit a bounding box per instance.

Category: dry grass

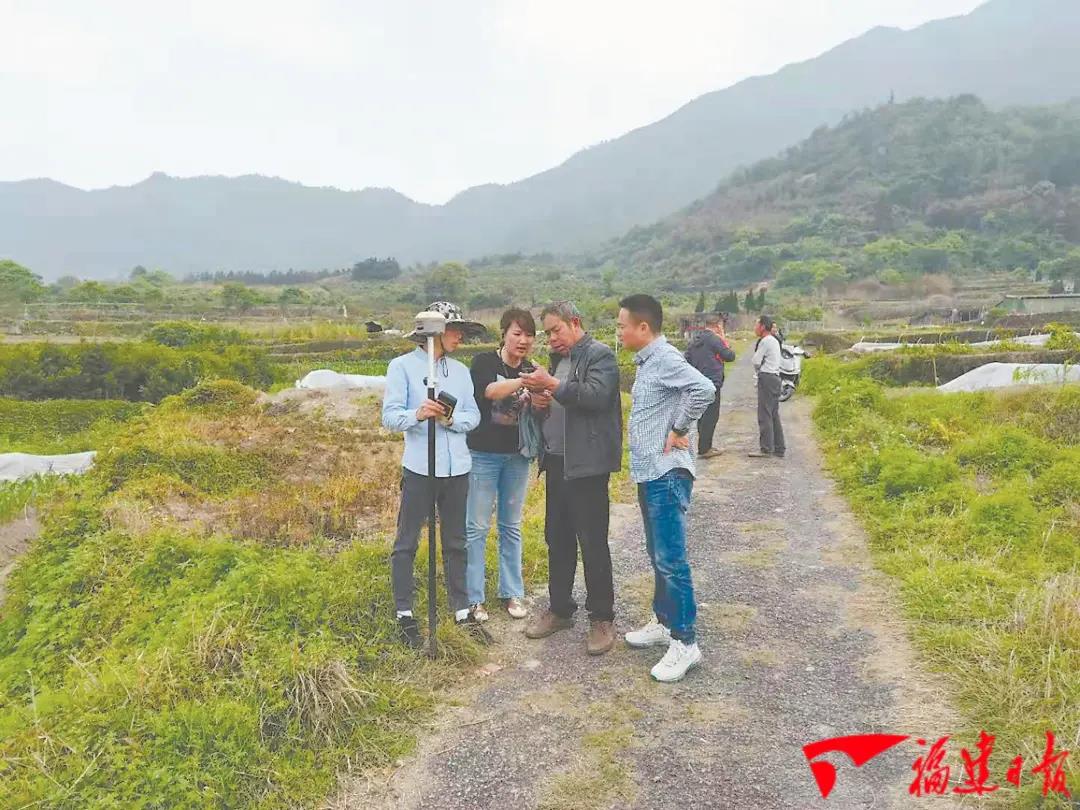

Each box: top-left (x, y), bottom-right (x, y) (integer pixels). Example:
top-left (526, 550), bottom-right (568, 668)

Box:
top-left (102, 388), bottom-right (404, 548)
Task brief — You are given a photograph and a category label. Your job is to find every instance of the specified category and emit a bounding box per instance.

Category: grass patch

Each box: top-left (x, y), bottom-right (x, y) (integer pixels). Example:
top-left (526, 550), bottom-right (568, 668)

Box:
top-left (0, 371), bottom-right (564, 808)
top-left (808, 357), bottom-right (1078, 805)
top-left (0, 397), bottom-right (143, 454)
top-left (0, 478), bottom-right (62, 524)
top-left (536, 697), bottom-right (639, 810)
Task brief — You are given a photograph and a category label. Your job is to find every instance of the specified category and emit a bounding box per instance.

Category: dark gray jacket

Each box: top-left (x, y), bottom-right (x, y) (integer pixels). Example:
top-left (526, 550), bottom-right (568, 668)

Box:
top-left (540, 334), bottom-right (623, 480)
top-left (684, 330), bottom-right (736, 388)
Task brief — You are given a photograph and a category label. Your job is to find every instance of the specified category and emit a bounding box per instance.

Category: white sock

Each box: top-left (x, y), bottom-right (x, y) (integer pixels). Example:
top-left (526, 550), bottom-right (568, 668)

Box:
top-left (455, 608), bottom-right (469, 622)
top-left (396, 610), bottom-right (413, 619)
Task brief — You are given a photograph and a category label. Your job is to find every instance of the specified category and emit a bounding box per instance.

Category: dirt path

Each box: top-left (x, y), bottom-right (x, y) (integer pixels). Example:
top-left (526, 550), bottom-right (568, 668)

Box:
top-left (0, 508), bottom-right (39, 606)
top-left (334, 353), bottom-right (957, 809)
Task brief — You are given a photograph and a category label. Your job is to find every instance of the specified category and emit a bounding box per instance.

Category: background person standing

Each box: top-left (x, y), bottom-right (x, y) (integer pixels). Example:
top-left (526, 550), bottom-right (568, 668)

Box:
top-left (750, 315), bottom-right (785, 459)
top-left (684, 313), bottom-right (736, 459)
top-left (519, 301), bottom-right (623, 656)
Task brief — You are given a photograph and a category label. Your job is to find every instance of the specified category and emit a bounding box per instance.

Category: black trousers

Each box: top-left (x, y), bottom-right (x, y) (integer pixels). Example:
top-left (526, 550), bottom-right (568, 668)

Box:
top-left (544, 455), bottom-right (614, 622)
top-left (757, 373), bottom-right (786, 456)
top-left (697, 389), bottom-right (722, 453)
top-left (391, 469), bottom-right (469, 614)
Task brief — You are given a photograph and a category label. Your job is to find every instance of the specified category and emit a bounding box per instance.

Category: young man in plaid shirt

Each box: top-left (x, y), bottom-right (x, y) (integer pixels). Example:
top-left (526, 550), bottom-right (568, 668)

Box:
top-left (616, 294), bottom-right (715, 682)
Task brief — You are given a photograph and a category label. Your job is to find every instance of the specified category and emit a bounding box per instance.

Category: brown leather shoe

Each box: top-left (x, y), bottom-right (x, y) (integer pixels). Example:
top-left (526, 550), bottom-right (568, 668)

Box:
top-left (586, 620), bottom-right (616, 656)
top-left (525, 610), bottom-right (573, 639)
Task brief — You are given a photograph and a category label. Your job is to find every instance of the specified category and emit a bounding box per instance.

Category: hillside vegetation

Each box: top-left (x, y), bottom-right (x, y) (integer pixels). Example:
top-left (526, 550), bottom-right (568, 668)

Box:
top-left (599, 97), bottom-right (1080, 294)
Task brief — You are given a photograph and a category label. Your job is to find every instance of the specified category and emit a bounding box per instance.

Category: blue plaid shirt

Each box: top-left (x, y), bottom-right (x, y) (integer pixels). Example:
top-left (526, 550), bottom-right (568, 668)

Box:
top-left (628, 336), bottom-right (716, 484)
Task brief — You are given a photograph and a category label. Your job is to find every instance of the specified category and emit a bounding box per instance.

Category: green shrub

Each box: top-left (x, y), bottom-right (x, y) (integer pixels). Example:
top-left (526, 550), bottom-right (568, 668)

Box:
top-left (0, 342), bottom-right (274, 401)
top-left (967, 492), bottom-right (1042, 548)
top-left (146, 321), bottom-right (246, 348)
top-left (1045, 322), bottom-right (1080, 352)
top-left (1032, 454), bottom-right (1080, 506)
top-left (175, 380), bottom-right (261, 413)
top-left (877, 446), bottom-right (959, 498)
top-left (954, 427), bottom-right (1053, 475)
top-left (813, 377), bottom-right (884, 429)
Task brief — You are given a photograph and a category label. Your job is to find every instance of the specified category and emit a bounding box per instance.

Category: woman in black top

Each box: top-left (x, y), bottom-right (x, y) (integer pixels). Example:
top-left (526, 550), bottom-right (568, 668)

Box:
top-left (465, 308), bottom-right (538, 621)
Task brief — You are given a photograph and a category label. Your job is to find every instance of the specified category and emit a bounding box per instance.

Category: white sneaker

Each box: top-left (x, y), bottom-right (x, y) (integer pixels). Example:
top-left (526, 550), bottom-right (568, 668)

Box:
top-left (470, 603), bottom-right (490, 623)
top-left (504, 598), bottom-right (527, 619)
top-left (651, 640), bottom-right (702, 683)
top-left (624, 618), bottom-right (672, 649)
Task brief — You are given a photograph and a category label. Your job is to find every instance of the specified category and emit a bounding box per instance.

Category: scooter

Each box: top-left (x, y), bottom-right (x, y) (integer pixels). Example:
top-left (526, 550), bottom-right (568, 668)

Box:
top-left (777, 331), bottom-right (809, 402)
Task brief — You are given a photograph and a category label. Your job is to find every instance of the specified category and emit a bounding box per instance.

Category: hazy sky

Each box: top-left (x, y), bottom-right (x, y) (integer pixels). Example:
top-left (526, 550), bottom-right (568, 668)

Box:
top-left (2, 0), bottom-right (985, 204)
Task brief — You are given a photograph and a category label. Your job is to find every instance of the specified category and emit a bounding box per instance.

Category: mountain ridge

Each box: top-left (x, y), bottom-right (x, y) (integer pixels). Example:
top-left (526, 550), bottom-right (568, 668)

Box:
top-left (3, 0), bottom-right (1079, 279)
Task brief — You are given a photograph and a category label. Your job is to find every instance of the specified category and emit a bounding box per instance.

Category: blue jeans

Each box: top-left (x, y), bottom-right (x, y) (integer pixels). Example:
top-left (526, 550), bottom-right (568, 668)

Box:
top-left (465, 451), bottom-right (531, 604)
top-left (637, 469), bottom-right (697, 644)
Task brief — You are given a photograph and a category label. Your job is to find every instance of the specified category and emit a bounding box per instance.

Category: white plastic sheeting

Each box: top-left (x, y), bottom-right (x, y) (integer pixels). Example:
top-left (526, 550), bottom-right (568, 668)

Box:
top-left (938, 363), bottom-right (1080, 393)
top-left (851, 342), bottom-right (904, 353)
top-left (0, 451), bottom-right (97, 482)
top-left (295, 369), bottom-right (386, 391)
top-left (853, 333), bottom-right (1078, 354)
top-left (968, 333), bottom-right (1069, 348)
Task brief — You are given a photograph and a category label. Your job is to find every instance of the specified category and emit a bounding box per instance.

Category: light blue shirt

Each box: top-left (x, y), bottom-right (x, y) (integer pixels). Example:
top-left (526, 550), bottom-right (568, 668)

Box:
top-left (382, 348), bottom-right (481, 477)
top-left (629, 336), bottom-right (716, 484)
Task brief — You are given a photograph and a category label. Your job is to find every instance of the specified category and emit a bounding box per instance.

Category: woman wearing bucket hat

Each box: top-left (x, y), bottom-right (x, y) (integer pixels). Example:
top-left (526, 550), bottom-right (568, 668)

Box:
top-left (382, 301), bottom-right (488, 647)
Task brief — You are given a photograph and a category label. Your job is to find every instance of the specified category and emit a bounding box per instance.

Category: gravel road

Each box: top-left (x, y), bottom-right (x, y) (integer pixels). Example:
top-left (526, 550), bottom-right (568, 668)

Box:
top-left (335, 351), bottom-right (957, 810)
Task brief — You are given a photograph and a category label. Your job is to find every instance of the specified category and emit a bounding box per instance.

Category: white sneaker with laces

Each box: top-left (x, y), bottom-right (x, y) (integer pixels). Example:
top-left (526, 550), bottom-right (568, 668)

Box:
top-left (504, 598), bottom-right (527, 619)
top-left (470, 603), bottom-right (490, 623)
top-left (650, 640), bottom-right (702, 683)
top-left (624, 618), bottom-right (672, 649)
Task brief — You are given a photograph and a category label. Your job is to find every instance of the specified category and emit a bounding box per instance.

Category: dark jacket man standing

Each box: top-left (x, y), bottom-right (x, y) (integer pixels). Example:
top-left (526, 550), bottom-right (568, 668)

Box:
top-left (684, 313), bottom-right (736, 458)
top-left (520, 301), bottom-right (623, 655)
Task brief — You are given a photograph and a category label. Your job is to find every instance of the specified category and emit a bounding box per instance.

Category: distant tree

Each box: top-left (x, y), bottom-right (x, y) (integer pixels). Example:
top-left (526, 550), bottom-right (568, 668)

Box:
top-left (144, 269), bottom-right (174, 286)
top-left (1048, 279), bottom-right (1066, 294)
top-left (601, 267), bottom-right (617, 297)
top-left (423, 262), bottom-right (469, 302)
top-left (220, 282), bottom-right (259, 312)
top-left (66, 281), bottom-right (112, 303)
top-left (0, 259), bottom-right (46, 302)
top-left (715, 290), bottom-right (739, 314)
top-left (694, 291), bottom-right (706, 313)
top-left (1039, 249), bottom-right (1080, 285)
top-left (351, 257), bottom-right (401, 281)
top-left (130, 265), bottom-right (148, 280)
top-left (744, 288), bottom-right (757, 313)
top-left (756, 288), bottom-right (768, 311)
top-left (469, 289), bottom-right (513, 310)
top-left (278, 287), bottom-right (308, 310)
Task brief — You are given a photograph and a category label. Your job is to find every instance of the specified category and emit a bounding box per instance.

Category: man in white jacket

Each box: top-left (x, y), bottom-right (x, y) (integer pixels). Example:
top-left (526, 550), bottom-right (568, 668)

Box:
top-left (750, 315), bottom-right (785, 459)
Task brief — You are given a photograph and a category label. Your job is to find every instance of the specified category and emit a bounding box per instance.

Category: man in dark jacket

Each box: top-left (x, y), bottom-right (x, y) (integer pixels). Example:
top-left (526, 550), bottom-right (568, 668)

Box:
top-left (519, 301), bottom-right (623, 656)
top-left (684, 313), bottom-right (736, 458)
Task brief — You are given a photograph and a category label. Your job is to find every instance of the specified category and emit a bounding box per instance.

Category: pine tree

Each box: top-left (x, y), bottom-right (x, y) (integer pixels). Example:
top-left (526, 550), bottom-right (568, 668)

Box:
top-left (695, 291), bottom-right (706, 313)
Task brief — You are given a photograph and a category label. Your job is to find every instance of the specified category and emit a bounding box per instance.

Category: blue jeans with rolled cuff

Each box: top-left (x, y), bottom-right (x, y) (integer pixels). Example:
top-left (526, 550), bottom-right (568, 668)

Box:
top-left (465, 450), bottom-right (531, 604)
